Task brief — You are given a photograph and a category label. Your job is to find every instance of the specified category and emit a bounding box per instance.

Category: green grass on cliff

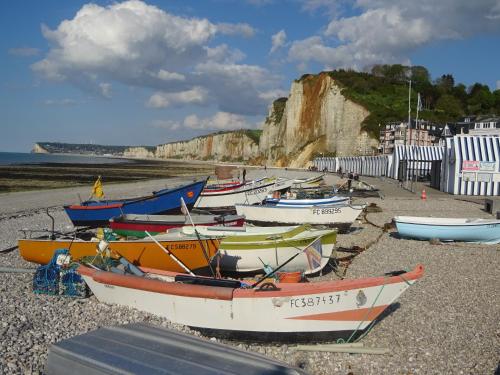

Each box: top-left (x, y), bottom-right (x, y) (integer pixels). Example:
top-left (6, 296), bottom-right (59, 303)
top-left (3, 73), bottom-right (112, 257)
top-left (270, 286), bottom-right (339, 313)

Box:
top-left (295, 65), bottom-right (500, 139)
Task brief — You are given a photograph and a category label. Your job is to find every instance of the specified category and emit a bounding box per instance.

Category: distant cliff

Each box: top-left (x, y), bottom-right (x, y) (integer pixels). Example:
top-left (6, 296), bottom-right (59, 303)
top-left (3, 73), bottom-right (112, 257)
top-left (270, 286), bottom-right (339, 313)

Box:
top-left (155, 131), bottom-right (260, 162)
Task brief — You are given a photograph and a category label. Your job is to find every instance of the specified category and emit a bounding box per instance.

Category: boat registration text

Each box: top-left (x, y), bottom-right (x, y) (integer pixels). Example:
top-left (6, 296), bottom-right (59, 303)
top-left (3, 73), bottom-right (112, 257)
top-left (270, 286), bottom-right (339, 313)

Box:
top-left (312, 207), bottom-right (342, 215)
top-left (290, 294), bottom-right (341, 308)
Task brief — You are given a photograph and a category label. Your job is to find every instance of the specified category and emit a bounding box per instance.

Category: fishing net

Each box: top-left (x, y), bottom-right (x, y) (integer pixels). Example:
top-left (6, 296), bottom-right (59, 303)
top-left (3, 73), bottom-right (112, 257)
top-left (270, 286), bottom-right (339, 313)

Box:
top-left (59, 265), bottom-right (88, 298)
top-left (33, 248), bottom-right (88, 297)
top-left (32, 249), bottom-right (67, 295)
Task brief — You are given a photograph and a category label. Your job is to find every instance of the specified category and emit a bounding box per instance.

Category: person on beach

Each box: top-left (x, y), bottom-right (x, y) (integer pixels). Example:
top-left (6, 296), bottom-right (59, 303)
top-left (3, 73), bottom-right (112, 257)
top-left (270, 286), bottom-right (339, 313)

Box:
top-left (242, 168), bottom-right (246, 182)
top-left (347, 171), bottom-right (353, 190)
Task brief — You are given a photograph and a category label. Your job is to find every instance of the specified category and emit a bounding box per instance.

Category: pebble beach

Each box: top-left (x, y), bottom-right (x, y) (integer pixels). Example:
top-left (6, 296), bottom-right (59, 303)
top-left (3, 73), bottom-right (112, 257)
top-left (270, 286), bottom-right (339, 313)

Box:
top-left (0, 171), bottom-right (499, 374)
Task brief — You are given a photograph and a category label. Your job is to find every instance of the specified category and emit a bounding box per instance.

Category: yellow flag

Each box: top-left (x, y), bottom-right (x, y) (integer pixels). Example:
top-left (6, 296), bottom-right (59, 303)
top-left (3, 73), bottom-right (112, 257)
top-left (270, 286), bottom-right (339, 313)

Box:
top-left (91, 176), bottom-right (104, 199)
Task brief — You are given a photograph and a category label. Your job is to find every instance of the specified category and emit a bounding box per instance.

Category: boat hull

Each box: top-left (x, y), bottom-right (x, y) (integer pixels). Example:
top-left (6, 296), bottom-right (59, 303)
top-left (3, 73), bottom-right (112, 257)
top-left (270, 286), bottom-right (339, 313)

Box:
top-left (195, 179), bottom-right (293, 209)
top-left (216, 230), bottom-right (336, 275)
top-left (64, 179), bottom-right (207, 227)
top-left (79, 264), bottom-right (424, 337)
top-left (110, 214), bottom-right (245, 238)
top-left (235, 204), bottom-right (365, 230)
top-left (18, 237), bottom-right (220, 273)
top-left (394, 217), bottom-right (500, 244)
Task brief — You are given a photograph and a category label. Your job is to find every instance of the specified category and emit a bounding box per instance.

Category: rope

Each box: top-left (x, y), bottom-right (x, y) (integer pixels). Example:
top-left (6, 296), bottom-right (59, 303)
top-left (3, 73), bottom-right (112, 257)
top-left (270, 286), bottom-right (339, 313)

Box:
top-left (336, 275), bottom-right (388, 344)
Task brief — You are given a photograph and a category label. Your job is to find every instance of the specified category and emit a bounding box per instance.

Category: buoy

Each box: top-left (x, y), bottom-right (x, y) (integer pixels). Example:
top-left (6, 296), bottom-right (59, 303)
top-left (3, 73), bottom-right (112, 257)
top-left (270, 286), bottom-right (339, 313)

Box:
top-left (421, 189), bottom-right (427, 200)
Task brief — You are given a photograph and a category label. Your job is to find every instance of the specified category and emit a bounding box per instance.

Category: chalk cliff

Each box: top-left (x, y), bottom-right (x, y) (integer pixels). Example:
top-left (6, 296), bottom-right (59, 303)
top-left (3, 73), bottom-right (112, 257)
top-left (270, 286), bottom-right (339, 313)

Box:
top-left (259, 72), bottom-right (378, 166)
top-left (31, 143), bottom-right (49, 153)
top-left (119, 131), bottom-right (260, 162)
top-left (123, 147), bottom-right (155, 159)
top-left (155, 132), bottom-right (259, 161)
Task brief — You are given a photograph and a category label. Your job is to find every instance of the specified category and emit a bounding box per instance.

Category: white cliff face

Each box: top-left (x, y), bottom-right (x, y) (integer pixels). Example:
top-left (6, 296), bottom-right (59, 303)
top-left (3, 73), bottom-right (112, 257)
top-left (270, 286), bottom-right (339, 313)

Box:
top-left (123, 147), bottom-right (155, 159)
top-left (31, 143), bottom-right (49, 153)
top-left (155, 132), bottom-right (259, 161)
top-left (260, 73), bottom-right (378, 165)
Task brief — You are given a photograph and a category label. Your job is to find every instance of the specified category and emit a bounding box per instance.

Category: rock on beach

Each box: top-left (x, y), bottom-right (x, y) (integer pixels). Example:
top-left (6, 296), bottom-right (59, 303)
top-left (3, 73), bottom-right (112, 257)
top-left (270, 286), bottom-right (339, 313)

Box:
top-left (0, 173), bottom-right (498, 374)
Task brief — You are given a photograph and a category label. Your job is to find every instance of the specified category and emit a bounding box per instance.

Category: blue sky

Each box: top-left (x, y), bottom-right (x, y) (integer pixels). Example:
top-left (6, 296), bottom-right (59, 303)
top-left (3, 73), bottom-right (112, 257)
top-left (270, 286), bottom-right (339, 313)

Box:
top-left (1, 0), bottom-right (500, 152)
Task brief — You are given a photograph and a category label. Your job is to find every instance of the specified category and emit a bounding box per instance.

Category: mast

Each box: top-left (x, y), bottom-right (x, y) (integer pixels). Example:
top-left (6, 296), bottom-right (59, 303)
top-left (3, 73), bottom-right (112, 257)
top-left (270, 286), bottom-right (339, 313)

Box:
top-left (404, 77), bottom-right (411, 183)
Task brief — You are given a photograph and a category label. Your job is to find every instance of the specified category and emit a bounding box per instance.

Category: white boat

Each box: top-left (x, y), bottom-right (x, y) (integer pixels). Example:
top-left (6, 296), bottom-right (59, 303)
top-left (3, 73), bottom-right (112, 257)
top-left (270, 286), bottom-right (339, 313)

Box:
top-left (235, 203), bottom-right (365, 231)
top-left (78, 262), bottom-right (424, 340)
top-left (265, 196), bottom-right (350, 207)
top-left (195, 178), bottom-right (293, 209)
top-left (394, 216), bottom-right (500, 244)
top-left (214, 225), bottom-right (336, 275)
top-left (161, 225), bottom-right (335, 275)
top-left (292, 174), bottom-right (325, 189)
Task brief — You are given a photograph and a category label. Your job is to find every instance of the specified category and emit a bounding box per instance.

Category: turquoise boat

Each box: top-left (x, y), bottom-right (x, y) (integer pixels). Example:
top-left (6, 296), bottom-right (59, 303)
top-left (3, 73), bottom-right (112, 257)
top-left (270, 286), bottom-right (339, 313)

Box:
top-left (394, 216), bottom-right (500, 244)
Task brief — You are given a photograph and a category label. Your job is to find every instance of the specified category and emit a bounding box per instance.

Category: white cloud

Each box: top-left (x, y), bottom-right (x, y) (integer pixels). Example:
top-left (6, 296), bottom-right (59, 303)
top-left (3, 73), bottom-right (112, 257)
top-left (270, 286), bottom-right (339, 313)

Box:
top-left (183, 112), bottom-right (252, 130)
top-left (216, 23), bottom-right (256, 38)
top-left (497, 80), bottom-right (500, 90)
top-left (147, 87), bottom-right (209, 108)
top-left (289, 0), bottom-right (500, 70)
top-left (204, 45), bottom-right (246, 64)
top-left (156, 70), bottom-right (185, 81)
top-left (32, 0), bottom-right (276, 116)
top-left (194, 61), bottom-right (278, 115)
top-left (8, 47), bottom-right (40, 57)
top-left (270, 30), bottom-right (287, 53)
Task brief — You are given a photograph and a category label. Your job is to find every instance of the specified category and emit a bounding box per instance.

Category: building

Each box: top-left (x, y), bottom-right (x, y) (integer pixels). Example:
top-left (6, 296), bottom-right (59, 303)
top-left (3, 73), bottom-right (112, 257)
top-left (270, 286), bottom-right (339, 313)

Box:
top-left (441, 115), bottom-right (500, 142)
top-left (379, 120), bottom-right (442, 154)
top-left (470, 116), bottom-right (500, 136)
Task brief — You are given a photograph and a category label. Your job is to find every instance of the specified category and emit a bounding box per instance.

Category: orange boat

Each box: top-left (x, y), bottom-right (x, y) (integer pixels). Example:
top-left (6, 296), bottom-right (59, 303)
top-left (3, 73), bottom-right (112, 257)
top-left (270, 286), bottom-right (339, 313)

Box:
top-left (18, 233), bottom-right (220, 274)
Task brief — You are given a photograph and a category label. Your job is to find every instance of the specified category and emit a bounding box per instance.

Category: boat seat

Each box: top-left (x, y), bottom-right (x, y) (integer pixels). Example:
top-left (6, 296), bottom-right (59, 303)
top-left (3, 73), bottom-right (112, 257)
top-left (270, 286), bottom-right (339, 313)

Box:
top-left (174, 275), bottom-right (241, 289)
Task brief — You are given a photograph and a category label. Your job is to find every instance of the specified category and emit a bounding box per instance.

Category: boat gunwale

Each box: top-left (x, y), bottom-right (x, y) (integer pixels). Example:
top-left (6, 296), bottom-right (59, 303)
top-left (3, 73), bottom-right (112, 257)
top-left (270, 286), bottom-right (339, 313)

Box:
top-left (78, 264), bottom-right (424, 300)
top-left (394, 216), bottom-right (500, 227)
top-left (199, 180), bottom-right (279, 197)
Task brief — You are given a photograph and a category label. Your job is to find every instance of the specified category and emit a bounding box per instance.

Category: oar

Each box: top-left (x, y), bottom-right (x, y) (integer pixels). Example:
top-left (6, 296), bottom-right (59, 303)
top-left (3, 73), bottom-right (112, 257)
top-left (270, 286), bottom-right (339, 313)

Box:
top-left (251, 236), bottom-right (321, 289)
top-left (144, 231), bottom-right (194, 276)
top-left (180, 197), bottom-right (216, 278)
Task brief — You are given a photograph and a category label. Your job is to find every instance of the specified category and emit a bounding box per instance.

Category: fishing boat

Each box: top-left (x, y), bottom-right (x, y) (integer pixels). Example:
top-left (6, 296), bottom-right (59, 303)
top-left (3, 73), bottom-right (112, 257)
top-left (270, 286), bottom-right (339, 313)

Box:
top-left (109, 213), bottom-right (245, 238)
top-left (394, 216), bottom-right (500, 244)
top-left (195, 177), bottom-right (293, 209)
top-left (265, 196), bottom-right (350, 207)
top-left (214, 225), bottom-right (336, 275)
top-left (78, 262), bottom-right (424, 340)
top-left (64, 179), bottom-right (207, 227)
top-left (235, 203), bottom-right (365, 231)
top-left (18, 233), bottom-right (220, 273)
top-left (292, 174), bottom-right (325, 189)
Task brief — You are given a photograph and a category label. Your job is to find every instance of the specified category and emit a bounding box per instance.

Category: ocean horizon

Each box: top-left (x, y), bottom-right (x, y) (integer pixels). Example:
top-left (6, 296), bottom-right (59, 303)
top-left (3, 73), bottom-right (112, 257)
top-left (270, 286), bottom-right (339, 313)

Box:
top-left (0, 151), bottom-right (130, 166)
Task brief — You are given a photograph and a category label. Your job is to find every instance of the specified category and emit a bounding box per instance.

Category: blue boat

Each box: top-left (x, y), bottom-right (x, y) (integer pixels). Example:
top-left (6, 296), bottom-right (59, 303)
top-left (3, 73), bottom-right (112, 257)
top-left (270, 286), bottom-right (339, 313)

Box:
top-left (265, 196), bottom-right (350, 207)
top-left (394, 216), bottom-right (500, 244)
top-left (64, 178), bottom-right (207, 227)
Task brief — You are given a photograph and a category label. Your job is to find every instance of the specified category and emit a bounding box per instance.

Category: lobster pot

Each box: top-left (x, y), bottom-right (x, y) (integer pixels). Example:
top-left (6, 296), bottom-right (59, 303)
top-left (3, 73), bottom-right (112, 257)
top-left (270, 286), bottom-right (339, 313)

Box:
top-left (33, 264), bottom-right (60, 295)
top-left (441, 135), bottom-right (500, 196)
top-left (314, 156), bottom-right (389, 177)
top-left (390, 145), bottom-right (444, 180)
top-left (60, 267), bottom-right (88, 298)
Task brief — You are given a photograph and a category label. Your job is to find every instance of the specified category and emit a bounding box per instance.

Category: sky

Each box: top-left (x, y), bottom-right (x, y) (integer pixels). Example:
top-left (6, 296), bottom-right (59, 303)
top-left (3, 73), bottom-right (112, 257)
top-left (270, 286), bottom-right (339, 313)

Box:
top-left (1, 0), bottom-right (500, 152)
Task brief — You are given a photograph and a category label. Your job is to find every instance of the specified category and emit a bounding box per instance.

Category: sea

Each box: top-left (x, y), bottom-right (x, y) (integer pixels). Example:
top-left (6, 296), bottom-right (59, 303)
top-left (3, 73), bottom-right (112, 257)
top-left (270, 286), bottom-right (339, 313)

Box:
top-left (0, 152), bottom-right (130, 165)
